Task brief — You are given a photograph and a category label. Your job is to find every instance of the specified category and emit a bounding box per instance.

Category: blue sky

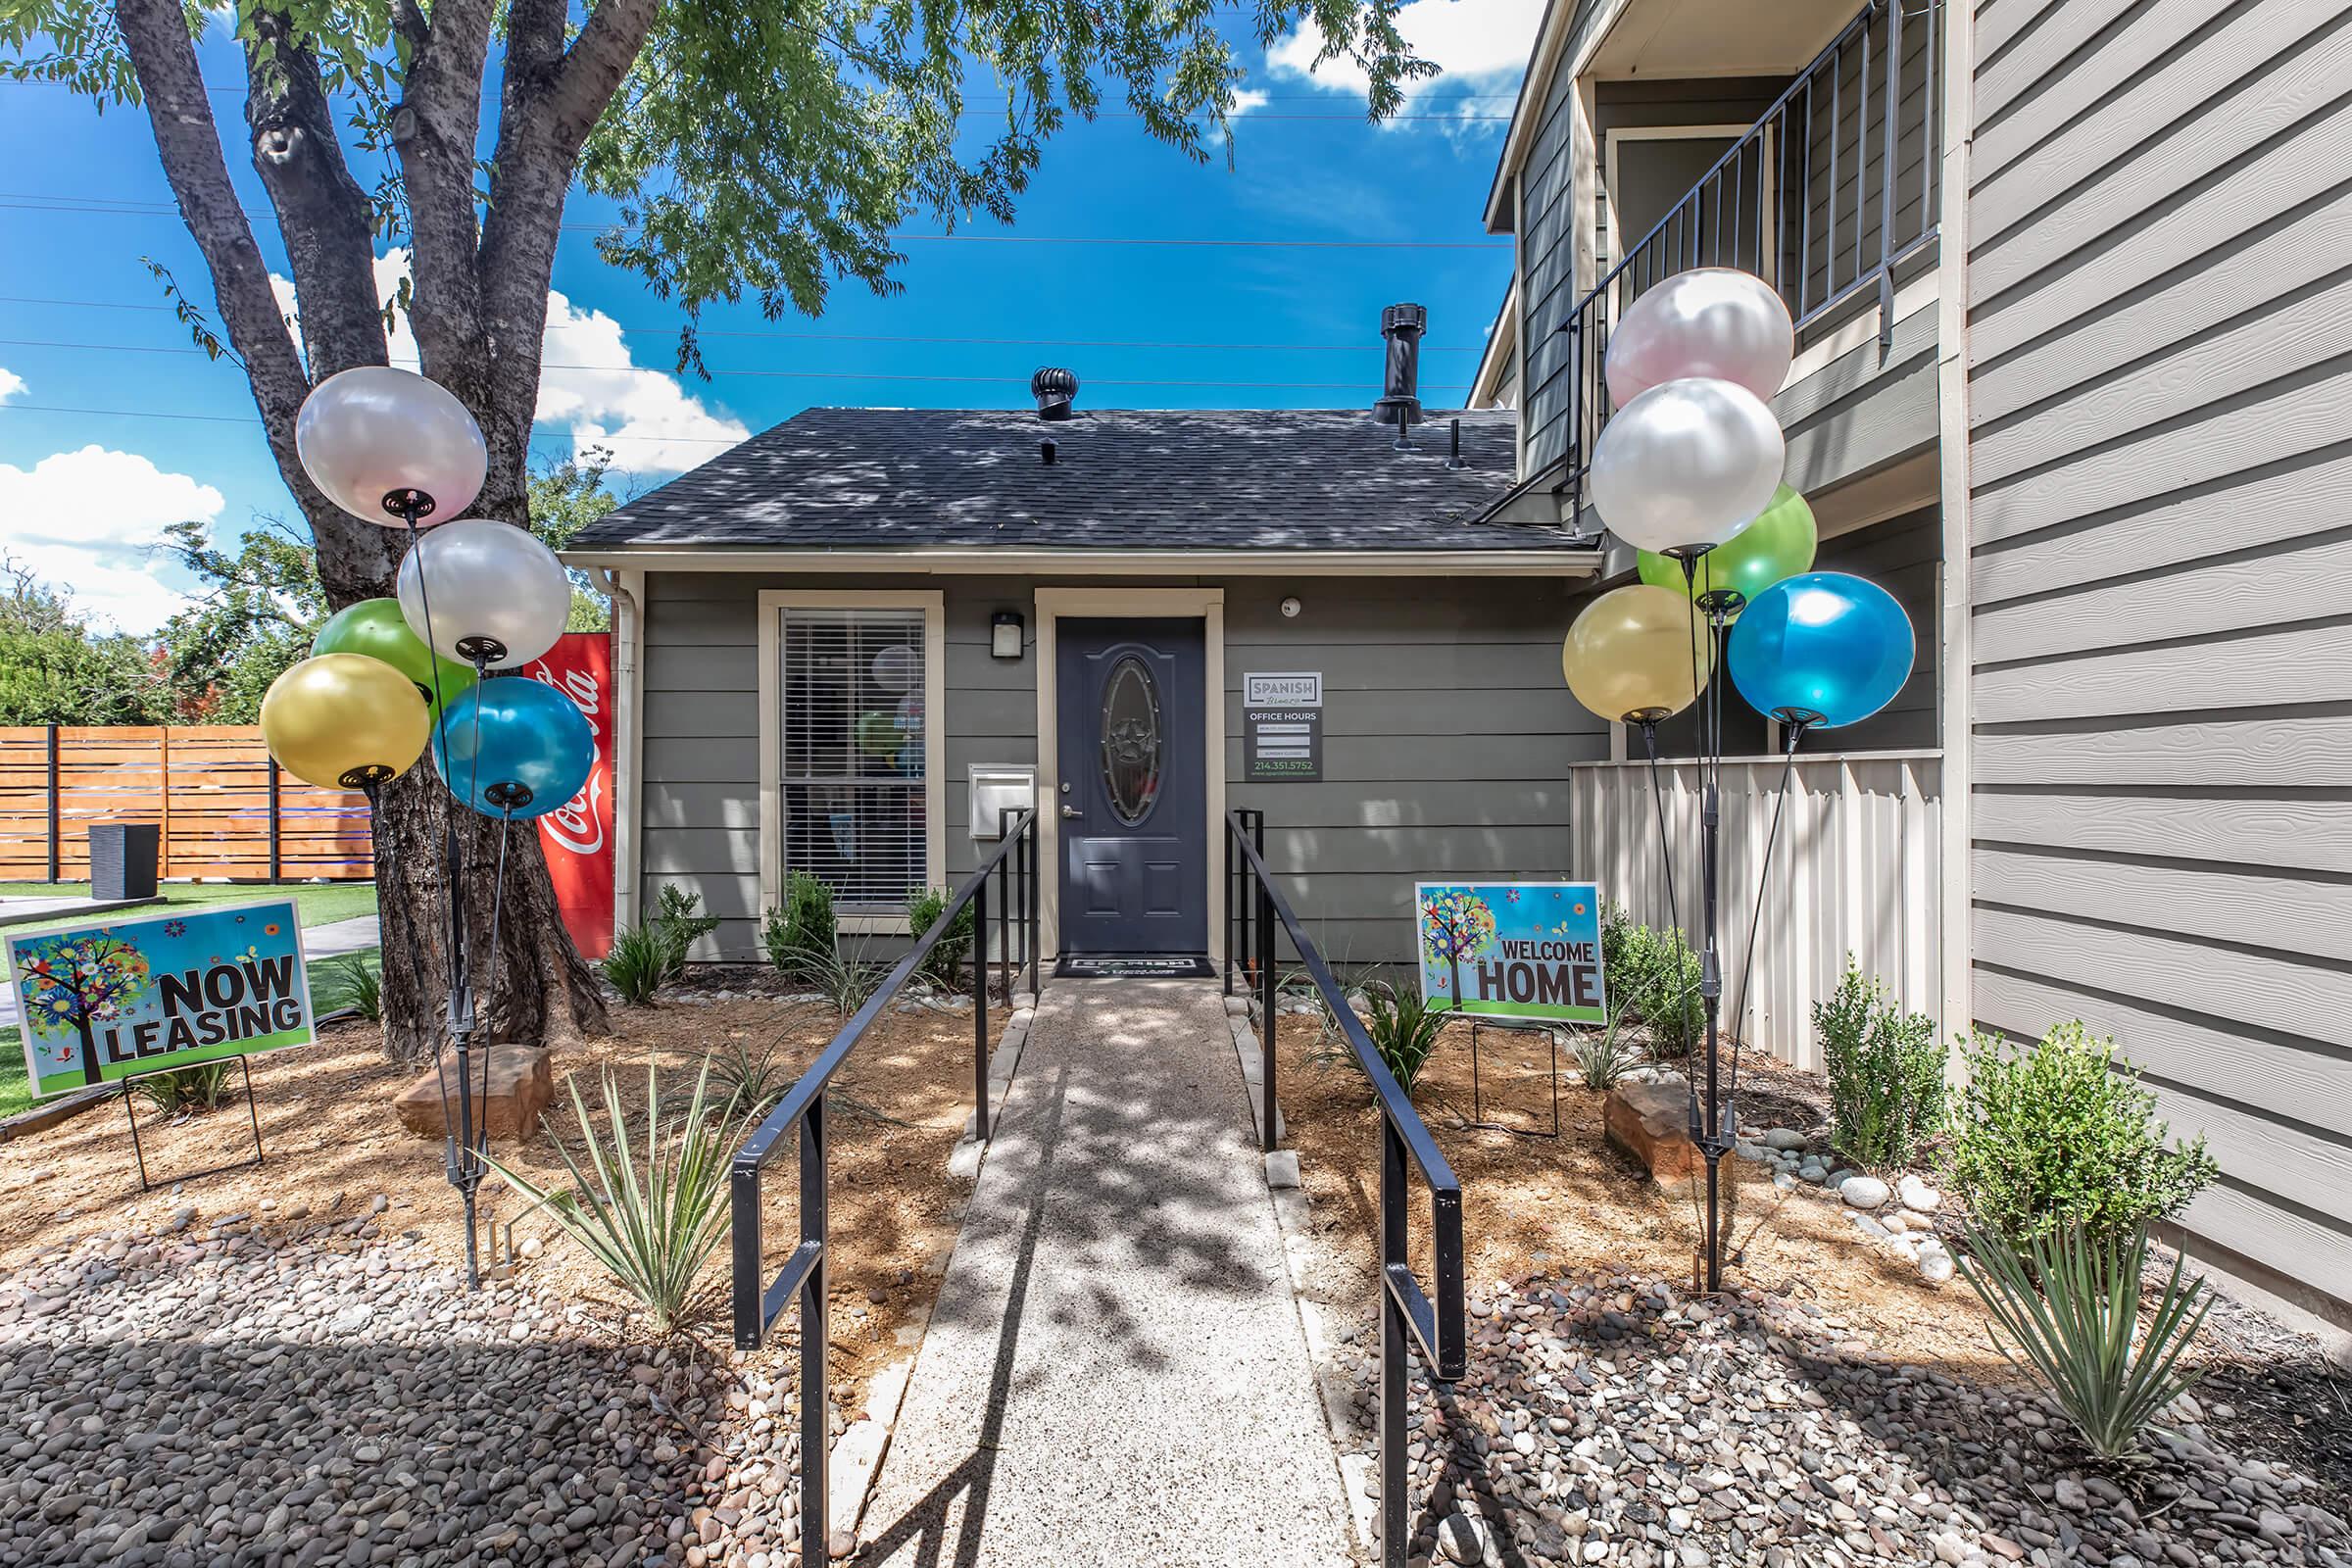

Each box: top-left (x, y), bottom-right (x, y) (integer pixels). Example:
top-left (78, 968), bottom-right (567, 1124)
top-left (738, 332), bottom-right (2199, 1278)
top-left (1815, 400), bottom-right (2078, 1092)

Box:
top-left (0, 0), bottom-right (1537, 632)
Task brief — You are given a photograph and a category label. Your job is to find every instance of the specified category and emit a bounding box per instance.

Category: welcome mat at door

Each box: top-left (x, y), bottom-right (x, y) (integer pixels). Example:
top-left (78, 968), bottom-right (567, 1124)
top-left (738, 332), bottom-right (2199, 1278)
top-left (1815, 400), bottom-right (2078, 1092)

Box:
top-left (1054, 954), bottom-right (1217, 979)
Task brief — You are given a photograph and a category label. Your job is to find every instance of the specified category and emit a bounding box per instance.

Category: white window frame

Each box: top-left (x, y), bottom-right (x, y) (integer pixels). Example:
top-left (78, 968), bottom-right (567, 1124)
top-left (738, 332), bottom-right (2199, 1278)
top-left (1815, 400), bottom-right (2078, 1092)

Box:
top-left (758, 589), bottom-right (948, 935)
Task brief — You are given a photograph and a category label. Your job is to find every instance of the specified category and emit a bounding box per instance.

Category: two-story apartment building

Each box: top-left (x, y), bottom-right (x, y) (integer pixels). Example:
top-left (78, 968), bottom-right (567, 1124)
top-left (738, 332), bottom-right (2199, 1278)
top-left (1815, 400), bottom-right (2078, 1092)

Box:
top-left (1466, 0), bottom-right (2351, 1344)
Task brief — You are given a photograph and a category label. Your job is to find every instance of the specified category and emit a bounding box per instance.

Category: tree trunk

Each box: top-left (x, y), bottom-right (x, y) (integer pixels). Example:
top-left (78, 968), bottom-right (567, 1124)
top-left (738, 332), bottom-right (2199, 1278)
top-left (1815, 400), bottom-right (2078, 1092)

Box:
top-left (113, 0), bottom-right (612, 1058)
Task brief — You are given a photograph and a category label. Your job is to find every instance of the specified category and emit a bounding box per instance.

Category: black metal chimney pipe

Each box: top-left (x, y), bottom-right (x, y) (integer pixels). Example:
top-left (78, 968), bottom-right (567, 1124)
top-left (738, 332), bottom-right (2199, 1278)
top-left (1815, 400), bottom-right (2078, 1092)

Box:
top-left (1372, 303), bottom-right (1427, 430)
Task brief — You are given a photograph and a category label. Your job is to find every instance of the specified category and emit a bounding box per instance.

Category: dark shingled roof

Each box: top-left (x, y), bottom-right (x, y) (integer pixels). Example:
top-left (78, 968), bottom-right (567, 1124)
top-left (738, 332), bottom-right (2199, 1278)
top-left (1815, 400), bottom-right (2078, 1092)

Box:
top-left (569, 406), bottom-right (1582, 553)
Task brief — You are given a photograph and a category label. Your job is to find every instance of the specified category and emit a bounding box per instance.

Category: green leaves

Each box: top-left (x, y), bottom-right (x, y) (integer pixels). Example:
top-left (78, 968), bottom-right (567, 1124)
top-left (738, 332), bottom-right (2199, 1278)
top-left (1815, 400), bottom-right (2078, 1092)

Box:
top-left (1815, 956), bottom-right (1943, 1169)
top-left (483, 1062), bottom-right (739, 1337)
top-left (1956, 1221), bottom-right (2211, 1461)
top-left (1941, 1022), bottom-right (2218, 1252)
top-left (1363, 982), bottom-right (1446, 1098)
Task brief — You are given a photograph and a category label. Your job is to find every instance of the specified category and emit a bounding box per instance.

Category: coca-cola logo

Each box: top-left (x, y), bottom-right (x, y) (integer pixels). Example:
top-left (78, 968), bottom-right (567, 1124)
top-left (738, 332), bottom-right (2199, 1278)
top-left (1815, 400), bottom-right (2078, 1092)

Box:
top-left (543, 768), bottom-right (607, 858)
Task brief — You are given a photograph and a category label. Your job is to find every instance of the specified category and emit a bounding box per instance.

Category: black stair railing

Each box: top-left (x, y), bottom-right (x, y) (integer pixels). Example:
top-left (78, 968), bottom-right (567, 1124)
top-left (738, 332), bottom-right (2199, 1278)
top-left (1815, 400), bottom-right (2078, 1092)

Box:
top-left (1542, 0), bottom-right (1942, 520)
top-left (1225, 810), bottom-right (1466, 1566)
top-left (729, 807), bottom-right (1040, 1567)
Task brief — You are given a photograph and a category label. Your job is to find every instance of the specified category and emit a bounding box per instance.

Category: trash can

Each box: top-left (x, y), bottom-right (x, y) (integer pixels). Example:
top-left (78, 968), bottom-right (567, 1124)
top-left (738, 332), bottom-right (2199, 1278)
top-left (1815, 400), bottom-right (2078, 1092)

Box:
top-left (89, 822), bottom-right (161, 902)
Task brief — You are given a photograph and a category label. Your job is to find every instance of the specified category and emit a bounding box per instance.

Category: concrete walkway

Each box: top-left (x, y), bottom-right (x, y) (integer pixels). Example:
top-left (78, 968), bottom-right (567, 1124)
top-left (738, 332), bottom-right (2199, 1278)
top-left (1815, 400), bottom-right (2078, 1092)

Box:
top-left (857, 976), bottom-right (1355, 1568)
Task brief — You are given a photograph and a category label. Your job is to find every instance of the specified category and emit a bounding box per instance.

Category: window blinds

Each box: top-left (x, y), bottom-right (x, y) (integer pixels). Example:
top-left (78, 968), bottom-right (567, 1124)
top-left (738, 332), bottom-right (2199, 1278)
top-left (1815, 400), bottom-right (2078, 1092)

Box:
top-left (778, 608), bottom-right (926, 910)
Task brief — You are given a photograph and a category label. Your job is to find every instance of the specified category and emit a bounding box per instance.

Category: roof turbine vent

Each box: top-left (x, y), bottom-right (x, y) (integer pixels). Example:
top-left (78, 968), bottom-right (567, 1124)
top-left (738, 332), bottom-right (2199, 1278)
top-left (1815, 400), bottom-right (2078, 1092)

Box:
top-left (1372, 303), bottom-right (1427, 445)
top-left (1031, 367), bottom-right (1079, 420)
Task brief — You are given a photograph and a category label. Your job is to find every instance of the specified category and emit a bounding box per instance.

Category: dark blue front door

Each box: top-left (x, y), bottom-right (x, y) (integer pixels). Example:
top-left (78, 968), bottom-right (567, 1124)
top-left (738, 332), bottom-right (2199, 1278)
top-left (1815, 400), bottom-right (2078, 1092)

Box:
top-left (1057, 618), bottom-right (1207, 955)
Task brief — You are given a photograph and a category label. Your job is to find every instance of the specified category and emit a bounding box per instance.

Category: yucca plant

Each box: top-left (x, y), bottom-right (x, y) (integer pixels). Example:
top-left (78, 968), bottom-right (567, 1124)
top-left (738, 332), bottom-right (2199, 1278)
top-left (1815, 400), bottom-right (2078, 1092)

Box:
top-left (1364, 984), bottom-right (1447, 1098)
top-left (1956, 1221), bottom-right (2211, 1461)
top-left (602, 923), bottom-right (670, 1005)
top-left (315, 953), bottom-right (383, 1022)
top-left (710, 1035), bottom-right (794, 1121)
top-left (804, 940), bottom-right (892, 1018)
top-left (1573, 1023), bottom-right (1640, 1091)
top-left (483, 1064), bottom-right (736, 1336)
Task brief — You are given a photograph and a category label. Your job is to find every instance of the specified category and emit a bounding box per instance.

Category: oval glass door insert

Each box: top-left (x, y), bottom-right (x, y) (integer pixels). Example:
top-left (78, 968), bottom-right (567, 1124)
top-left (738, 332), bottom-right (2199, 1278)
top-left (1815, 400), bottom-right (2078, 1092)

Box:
top-left (1100, 655), bottom-right (1163, 825)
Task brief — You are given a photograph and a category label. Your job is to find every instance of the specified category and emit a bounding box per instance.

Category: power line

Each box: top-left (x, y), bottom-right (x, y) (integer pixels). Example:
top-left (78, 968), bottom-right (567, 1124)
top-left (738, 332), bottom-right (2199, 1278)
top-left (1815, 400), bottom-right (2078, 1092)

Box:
top-left (0, 310), bottom-right (1493, 355)
top-left (0, 194), bottom-right (1515, 248)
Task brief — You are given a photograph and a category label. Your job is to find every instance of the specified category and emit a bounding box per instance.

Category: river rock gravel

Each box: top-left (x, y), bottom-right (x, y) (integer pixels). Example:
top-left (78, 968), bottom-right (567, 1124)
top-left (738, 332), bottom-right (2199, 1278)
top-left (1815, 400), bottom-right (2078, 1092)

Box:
top-left (0, 1210), bottom-right (816, 1567)
top-left (1338, 1271), bottom-right (2350, 1568)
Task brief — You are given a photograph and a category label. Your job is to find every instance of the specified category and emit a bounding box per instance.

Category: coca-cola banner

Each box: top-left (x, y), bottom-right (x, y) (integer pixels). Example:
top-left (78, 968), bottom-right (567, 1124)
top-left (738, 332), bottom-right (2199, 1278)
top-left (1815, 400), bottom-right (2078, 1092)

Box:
top-left (526, 631), bottom-right (615, 959)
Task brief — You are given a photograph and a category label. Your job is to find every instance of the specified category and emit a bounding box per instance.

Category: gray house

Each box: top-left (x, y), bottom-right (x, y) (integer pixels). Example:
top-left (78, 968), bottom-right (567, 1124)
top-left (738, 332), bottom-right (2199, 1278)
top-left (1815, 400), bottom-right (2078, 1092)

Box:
top-left (562, 387), bottom-right (1609, 974)
top-left (565, 0), bottom-right (2352, 1347)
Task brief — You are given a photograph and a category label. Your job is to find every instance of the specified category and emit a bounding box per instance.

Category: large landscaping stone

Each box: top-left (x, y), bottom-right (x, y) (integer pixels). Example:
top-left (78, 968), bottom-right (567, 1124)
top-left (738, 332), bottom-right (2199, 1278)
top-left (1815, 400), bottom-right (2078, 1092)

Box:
top-left (392, 1045), bottom-right (554, 1141)
top-left (1604, 1079), bottom-right (1698, 1184)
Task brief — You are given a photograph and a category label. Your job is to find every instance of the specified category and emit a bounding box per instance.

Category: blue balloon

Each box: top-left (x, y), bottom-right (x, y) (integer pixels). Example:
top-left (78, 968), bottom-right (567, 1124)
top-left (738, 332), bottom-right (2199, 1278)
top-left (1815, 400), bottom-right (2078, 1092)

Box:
top-left (1727, 571), bottom-right (1915, 729)
top-left (433, 676), bottom-right (594, 819)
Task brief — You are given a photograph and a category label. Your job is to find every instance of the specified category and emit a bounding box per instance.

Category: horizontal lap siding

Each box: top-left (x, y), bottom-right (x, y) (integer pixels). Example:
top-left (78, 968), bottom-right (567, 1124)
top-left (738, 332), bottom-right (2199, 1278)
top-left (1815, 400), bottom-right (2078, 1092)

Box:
top-left (639, 574), bottom-right (1602, 969)
top-left (1964, 0), bottom-right (2352, 1311)
top-left (1224, 577), bottom-right (1605, 967)
top-left (639, 572), bottom-right (1040, 960)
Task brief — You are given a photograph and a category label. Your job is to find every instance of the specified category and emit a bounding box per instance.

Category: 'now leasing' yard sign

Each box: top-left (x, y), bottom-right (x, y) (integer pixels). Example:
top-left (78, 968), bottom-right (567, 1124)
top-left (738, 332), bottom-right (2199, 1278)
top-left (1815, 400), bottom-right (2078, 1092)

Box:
top-left (7, 901), bottom-right (316, 1098)
top-left (1414, 881), bottom-right (1608, 1025)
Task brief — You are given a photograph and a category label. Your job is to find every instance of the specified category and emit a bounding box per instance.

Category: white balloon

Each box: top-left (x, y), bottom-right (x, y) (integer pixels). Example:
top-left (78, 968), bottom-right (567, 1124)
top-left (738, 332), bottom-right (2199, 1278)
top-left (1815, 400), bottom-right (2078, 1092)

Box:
top-left (296, 367), bottom-right (488, 527)
top-left (1589, 377), bottom-right (1786, 555)
top-left (1605, 269), bottom-right (1794, 409)
top-left (396, 518), bottom-right (571, 667)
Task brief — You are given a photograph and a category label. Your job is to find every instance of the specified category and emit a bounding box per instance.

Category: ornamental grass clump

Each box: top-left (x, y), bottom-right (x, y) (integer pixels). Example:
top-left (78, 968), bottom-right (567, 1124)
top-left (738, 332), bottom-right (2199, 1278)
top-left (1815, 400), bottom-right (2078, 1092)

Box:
top-left (1957, 1221), bottom-right (2211, 1461)
top-left (1940, 1021), bottom-right (2217, 1252)
top-left (1364, 984), bottom-right (1447, 1098)
top-left (1815, 957), bottom-right (1943, 1168)
top-left (601, 923), bottom-right (670, 1006)
top-left (484, 1064), bottom-right (735, 1336)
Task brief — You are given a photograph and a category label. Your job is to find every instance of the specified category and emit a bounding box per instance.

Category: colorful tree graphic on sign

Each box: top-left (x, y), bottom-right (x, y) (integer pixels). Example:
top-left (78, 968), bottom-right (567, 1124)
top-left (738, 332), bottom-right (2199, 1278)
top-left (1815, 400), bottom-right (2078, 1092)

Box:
top-left (15, 930), bottom-right (153, 1087)
top-left (1420, 889), bottom-right (1497, 1010)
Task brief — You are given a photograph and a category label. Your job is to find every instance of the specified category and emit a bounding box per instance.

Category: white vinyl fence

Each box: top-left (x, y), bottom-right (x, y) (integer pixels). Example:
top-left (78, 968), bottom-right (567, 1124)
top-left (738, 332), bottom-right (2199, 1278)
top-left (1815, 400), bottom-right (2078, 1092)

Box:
top-left (1568, 750), bottom-right (1942, 1072)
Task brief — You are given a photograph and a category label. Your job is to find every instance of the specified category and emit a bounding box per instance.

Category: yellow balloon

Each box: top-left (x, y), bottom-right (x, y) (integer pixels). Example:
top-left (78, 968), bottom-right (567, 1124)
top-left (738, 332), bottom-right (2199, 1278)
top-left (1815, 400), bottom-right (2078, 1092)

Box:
top-left (1561, 584), bottom-right (1714, 722)
top-left (260, 654), bottom-right (431, 790)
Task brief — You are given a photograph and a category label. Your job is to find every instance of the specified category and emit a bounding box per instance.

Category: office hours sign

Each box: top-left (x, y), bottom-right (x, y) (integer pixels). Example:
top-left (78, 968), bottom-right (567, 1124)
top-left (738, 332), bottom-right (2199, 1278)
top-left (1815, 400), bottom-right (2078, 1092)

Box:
top-left (1243, 671), bottom-right (1323, 782)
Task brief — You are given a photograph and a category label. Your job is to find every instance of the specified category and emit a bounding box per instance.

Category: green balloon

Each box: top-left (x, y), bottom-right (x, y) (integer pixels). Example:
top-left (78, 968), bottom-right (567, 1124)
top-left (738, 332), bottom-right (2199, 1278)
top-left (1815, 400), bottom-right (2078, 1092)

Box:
top-left (1636, 484), bottom-right (1818, 616)
top-left (311, 598), bottom-right (479, 715)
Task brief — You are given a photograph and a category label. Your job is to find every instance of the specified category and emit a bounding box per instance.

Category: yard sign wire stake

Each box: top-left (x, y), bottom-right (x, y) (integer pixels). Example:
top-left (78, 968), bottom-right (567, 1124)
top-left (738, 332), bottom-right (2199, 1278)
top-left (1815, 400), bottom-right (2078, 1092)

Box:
top-left (119, 1052), bottom-right (267, 1192)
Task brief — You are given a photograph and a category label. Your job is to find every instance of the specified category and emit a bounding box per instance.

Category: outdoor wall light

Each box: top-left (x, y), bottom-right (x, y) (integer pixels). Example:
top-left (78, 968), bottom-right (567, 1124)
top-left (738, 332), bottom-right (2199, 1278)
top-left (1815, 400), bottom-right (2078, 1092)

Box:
top-left (1280, 597), bottom-right (1302, 618)
top-left (991, 610), bottom-right (1025, 660)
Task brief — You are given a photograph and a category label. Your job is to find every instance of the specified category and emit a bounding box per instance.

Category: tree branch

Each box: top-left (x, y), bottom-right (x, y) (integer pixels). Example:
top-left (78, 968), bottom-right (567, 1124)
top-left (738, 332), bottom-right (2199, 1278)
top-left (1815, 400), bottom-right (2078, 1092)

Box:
top-left (241, 9), bottom-right (385, 377)
top-left (392, 0), bottom-right (494, 383)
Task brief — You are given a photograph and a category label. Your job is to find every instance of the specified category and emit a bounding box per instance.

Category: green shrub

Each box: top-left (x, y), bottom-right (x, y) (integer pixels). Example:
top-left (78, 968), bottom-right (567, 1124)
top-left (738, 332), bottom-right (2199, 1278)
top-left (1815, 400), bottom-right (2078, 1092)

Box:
top-left (1601, 907), bottom-right (1702, 1058)
top-left (762, 871), bottom-right (837, 977)
top-left (315, 953), bottom-right (383, 1022)
top-left (483, 1064), bottom-right (735, 1336)
top-left (1941, 1021), bottom-right (2218, 1250)
top-left (1364, 984), bottom-right (1447, 1098)
top-left (1957, 1221), bottom-right (2210, 1459)
top-left (1815, 957), bottom-right (1944, 1168)
top-left (906, 886), bottom-right (975, 990)
top-left (602, 923), bottom-right (670, 1006)
top-left (650, 885), bottom-right (719, 982)
top-left (134, 1060), bottom-right (235, 1116)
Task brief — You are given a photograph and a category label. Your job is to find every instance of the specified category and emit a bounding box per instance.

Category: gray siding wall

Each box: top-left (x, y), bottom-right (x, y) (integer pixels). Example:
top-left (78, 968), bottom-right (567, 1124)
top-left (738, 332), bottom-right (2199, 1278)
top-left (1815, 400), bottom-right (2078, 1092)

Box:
top-left (1963, 0), bottom-right (2352, 1315)
top-left (638, 572), bottom-right (1605, 968)
top-left (1224, 577), bottom-right (1607, 967)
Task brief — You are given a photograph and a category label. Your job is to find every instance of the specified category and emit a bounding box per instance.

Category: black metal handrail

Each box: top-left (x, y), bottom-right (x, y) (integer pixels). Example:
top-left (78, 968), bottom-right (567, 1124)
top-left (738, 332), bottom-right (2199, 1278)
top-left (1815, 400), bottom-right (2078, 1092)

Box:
top-left (1541, 0), bottom-right (1941, 519)
top-left (1223, 810), bottom-right (1465, 1566)
top-left (729, 806), bottom-right (1040, 1567)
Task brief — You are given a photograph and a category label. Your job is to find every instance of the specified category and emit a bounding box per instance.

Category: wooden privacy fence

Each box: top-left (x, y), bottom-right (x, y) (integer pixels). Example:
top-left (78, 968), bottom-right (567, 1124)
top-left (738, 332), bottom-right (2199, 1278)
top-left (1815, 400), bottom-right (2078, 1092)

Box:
top-left (1568, 750), bottom-right (1942, 1074)
top-left (0, 726), bottom-right (374, 882)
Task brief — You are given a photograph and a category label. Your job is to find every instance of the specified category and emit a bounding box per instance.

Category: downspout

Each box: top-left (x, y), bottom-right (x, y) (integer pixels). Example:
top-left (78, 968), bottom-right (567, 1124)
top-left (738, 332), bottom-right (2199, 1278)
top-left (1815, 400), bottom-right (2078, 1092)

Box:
top-left (593, 565), bottom-right (644, 936)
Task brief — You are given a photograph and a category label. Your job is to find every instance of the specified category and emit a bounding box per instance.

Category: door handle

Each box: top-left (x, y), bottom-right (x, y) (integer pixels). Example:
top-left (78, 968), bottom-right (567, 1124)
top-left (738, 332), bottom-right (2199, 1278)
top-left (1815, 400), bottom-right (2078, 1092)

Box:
top-left (1060, 804), bottom-right (1081, 819)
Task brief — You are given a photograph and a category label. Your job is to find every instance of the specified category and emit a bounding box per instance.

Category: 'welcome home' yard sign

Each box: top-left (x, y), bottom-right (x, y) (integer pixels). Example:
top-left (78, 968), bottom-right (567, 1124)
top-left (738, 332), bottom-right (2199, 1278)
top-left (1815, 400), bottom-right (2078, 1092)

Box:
top-left (7, 901), bottom-right (316, 1098)
top-left (1415, 881), bottom-right (1608, 1024)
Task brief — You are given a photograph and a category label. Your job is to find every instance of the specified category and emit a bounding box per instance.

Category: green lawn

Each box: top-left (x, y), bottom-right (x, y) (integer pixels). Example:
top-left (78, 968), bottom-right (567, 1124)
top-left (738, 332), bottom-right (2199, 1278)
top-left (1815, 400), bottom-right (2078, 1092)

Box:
top-left (0, 880), bottom-right (377, 929)
top-left (1, 888), bottom-right (380, 1119)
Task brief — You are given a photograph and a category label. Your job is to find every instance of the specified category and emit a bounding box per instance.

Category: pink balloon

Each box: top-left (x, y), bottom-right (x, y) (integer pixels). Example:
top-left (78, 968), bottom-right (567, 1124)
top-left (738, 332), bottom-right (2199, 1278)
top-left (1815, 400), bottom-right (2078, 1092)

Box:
top-left (1605, 269), bottom-right (1794, 409)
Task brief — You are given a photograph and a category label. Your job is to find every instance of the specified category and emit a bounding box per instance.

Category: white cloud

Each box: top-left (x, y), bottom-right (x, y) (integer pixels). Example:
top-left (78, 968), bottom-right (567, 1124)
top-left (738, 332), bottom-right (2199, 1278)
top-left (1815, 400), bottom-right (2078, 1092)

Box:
top-left (1262, 0), bottom-right (1544, 136)
top-left (0, 446), bottom-right (221, 633)
top-left (0, 366), bottom-right (24, 403)
top-left (1230, 87), bottom-right (1272, 115)
top-left (272, 251), bottom-right (749, 475)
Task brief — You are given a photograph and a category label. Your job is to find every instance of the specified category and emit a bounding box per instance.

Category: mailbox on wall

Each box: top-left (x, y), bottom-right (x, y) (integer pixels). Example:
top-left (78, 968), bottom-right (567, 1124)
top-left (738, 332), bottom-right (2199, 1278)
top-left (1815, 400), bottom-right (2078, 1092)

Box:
top-left (967, 764), bottom-right (1036, 840)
